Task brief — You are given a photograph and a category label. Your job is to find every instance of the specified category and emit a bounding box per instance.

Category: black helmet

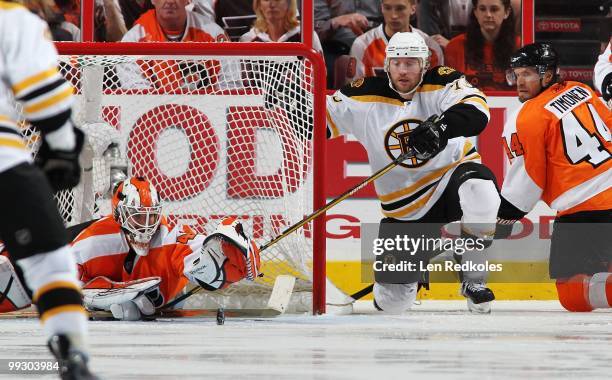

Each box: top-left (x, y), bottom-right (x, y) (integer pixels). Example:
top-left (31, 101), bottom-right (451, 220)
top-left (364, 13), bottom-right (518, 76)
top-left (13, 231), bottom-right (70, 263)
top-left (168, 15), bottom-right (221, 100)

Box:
top-left (507, 43), bottom-right (560, 88)
top-left (509, 43), bottom-right (559, 74)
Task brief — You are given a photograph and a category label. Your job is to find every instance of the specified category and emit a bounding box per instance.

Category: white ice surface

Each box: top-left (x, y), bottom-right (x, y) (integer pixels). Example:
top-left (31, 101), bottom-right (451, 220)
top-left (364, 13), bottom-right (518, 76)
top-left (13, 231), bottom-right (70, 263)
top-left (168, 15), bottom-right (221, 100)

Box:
top-left (1, 301), bottom-right (612, 379)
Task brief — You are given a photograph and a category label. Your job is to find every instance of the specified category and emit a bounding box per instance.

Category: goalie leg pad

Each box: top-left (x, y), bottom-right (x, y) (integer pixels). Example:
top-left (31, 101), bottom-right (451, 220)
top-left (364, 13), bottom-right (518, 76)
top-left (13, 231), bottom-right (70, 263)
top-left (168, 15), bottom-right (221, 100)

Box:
top-left (82, 276), bottom-right (162, 310)
top-left (373, 282), bottom-right (417, 314)
top-left (0, 255), bottom-right (32, 312)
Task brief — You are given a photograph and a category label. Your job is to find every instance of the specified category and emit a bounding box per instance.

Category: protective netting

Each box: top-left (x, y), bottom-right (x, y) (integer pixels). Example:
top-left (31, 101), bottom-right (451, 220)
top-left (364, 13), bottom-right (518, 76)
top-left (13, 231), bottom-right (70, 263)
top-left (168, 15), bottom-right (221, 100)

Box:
top-left (18, 52), bottom-right (319, 309)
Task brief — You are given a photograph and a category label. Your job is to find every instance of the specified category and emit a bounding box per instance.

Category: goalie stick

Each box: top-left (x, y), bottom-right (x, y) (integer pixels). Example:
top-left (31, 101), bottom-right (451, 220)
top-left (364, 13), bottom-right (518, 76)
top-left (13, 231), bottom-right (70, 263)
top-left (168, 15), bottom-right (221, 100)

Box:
top-left (165, 150), bottom-right (414, 310)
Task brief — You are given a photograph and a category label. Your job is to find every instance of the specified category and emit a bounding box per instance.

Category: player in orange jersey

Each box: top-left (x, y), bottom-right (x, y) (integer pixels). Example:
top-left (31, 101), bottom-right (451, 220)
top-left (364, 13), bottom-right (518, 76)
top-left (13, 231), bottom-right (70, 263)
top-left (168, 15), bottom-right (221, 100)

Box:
top-left (2, 177), bottom-right (261, 321)
top-left (497, 43), bottom-right (612, 312)
top-left (69, 177), bottom-right (261, 320)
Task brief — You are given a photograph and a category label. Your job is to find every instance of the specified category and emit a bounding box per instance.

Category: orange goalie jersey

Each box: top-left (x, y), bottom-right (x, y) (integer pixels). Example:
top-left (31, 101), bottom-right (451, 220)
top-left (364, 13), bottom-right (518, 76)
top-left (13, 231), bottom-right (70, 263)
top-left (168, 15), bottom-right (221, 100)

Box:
top-left (72, 216), bottom-right (205, 305)
top-left (501, 81), bottom-right (612, 216)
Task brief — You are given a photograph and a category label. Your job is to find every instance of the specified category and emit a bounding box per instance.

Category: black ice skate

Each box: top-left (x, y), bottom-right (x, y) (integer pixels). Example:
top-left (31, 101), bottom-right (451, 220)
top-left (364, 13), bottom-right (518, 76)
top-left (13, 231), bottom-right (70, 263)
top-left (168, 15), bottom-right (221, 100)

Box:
top-left (461, 280), bottom-right (495, 314)
top-left (48, 335), bottom-right (99, 380)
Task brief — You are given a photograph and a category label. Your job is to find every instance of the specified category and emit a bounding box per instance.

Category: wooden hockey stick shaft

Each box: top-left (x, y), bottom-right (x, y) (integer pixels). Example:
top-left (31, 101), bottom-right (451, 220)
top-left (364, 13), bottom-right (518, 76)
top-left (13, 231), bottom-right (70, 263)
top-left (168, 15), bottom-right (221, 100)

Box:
top-left (163, 151), bottom-right (413, 310)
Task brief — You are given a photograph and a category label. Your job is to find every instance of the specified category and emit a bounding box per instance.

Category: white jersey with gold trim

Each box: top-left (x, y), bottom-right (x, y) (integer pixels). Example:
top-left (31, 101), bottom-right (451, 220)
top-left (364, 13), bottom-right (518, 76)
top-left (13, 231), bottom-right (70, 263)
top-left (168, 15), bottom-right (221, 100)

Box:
top-left (0, 2), bottom-right (74, 173)
top-left (326, 67), bottom-right (490, 220)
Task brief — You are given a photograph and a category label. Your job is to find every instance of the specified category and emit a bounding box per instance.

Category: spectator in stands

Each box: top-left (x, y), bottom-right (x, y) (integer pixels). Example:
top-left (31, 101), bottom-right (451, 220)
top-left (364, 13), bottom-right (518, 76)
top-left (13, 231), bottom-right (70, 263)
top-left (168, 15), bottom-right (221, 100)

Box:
top-left (122, 0), bottom-right (227, 42)
top-left (23, 0), bottom-right (80, 41)
top-left (118, 0), bottom-right (229, 90)
top-left (92, 0), bottom-right (130, 41)
top-left (314, 0), bottom-right (382, 85)
top-left (240, 0), bottom-right (322, 53)
top-left (418, 0), bottom-right (521, 49)
top-left (91, 0), bottom-right (155, 41)
top-left (119, 0), bottom-right (154, 30)
top-left (417, 0), bottom-right (471, 46)
top-left (191, 0), bottom-right (215, 23)
top-left (212, 0), bottom-right (256, 40)
top-left (54, 0), bottom-right (80, 35)
top-left (350, 0), bottom-right (443, 79)
top-left (444, 0), bottom-right (518, 90)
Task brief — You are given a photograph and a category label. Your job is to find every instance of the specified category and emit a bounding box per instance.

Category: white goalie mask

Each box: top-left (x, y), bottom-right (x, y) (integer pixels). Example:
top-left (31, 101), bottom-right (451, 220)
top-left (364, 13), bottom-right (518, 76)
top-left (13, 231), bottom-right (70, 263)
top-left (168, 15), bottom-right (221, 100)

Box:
top-left (112, 177), bottom-right (162, 256)
top-left (384, 32), bottom-right (430, 96)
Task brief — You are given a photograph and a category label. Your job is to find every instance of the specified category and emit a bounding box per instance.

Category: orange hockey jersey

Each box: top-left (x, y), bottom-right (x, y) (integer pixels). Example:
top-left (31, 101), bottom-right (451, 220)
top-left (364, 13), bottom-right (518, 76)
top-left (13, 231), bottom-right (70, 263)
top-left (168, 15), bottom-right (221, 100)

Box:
top-left (501, 81), bottom-right (612, 216)
top-left (72, 216), bottom-right (206, 305)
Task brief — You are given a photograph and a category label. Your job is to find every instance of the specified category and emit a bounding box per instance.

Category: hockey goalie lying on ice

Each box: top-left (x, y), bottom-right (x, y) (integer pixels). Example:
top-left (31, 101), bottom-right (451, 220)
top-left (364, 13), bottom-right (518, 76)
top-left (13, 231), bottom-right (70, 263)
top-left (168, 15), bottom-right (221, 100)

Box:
top-left (0, 177), bottom-right (261, 320)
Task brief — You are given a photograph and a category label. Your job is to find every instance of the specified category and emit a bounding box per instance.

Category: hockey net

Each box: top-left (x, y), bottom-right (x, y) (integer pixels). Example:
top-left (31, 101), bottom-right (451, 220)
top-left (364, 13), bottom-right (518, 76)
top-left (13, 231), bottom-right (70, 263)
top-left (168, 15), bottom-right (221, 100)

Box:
top-left (17, 43), bottom-right (328, 314)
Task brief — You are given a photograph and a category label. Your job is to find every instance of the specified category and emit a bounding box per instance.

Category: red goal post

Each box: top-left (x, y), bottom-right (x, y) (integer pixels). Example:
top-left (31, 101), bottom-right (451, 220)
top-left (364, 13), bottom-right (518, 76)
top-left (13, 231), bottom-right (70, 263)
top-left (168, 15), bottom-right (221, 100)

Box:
top-left (53, 42), bottom-right (328, 314)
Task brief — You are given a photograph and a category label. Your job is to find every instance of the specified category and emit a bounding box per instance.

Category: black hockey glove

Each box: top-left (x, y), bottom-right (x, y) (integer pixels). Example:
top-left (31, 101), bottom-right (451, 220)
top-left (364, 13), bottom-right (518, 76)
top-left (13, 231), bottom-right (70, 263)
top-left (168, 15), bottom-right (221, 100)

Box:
top-left (35, 128), bottom-right (84, 192)
top-left (407, 114), bottom-right (449, 160)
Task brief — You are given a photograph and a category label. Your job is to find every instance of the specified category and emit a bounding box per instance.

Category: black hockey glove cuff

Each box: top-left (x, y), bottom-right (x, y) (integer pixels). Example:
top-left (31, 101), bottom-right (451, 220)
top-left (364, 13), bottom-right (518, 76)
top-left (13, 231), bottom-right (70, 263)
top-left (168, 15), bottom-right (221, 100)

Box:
top-left (408, 114), bottom-right (449, 160)
top-left (35, 127), bottom-right (84, 192)
top-left (495, 196), bottom-right (527, 239)
top-left (601, 72), bottom-right (612, 102)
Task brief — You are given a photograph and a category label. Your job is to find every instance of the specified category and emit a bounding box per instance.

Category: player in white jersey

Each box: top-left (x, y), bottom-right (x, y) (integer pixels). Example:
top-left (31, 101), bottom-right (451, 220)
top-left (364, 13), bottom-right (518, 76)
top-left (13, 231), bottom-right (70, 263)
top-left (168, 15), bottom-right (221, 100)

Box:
top-left (326, 32), bottom-right (500, 314)
top-left (594, 39), bottom-right (611, 109)
top-left (0, 3), bottom-right (97, 379)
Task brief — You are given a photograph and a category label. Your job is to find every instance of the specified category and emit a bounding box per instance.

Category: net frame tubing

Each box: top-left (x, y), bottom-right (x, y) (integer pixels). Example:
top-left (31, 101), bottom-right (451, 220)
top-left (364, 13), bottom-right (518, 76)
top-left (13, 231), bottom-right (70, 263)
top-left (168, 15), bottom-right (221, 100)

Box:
top-left (54, 41), bottom-right (328, 314)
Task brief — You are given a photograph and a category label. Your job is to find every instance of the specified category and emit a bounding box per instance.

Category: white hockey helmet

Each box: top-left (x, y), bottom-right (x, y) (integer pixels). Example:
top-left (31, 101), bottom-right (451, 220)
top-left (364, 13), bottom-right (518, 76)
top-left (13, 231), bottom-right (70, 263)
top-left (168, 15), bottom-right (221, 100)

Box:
top-left (384, 32), bottom-right (430, 72)
top-left (112, 177), bottom-right (162, 256)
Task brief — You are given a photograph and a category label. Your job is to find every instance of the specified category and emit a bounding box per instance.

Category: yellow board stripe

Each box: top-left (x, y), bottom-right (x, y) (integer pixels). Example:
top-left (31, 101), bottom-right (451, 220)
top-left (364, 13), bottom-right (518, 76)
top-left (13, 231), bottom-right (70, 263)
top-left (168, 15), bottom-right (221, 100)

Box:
top-left (39, 305), bottom-right (87, 324)
top-left (325, 110), bottom-right (340, 137)
top-left (33, 280), bottom-right (80, 303)
top-left (326, 261), bottom-right (559, 300)
top-left (351, 95), bottom-right (404, 106)
top-left (12, 66), bottom-right (59, 95)
top-left (24, 85), bottom-right (73, 114)
top-left (0, 137), bottom-right (26, 150)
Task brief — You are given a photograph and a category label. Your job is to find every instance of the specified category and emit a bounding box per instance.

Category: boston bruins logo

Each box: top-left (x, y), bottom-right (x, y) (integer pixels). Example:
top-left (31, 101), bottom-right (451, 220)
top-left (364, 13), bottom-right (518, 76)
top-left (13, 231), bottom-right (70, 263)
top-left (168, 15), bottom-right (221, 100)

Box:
top-left (384, 119), bottom-right (428, 168)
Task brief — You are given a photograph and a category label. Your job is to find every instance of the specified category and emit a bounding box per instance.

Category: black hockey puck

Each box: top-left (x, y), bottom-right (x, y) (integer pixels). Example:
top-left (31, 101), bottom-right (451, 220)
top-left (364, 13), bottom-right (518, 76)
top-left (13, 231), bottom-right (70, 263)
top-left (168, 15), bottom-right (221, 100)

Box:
top-left (216, 308), bottom-right (225, 325)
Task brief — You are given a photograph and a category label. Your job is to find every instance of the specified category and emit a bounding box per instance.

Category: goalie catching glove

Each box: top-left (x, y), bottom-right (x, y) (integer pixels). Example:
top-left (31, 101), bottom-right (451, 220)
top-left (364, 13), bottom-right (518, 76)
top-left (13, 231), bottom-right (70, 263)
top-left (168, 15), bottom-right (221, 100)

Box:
top-left (408, 114), bottom-right (449, 160)
top-left (184, 217), bottom-right (261, 291)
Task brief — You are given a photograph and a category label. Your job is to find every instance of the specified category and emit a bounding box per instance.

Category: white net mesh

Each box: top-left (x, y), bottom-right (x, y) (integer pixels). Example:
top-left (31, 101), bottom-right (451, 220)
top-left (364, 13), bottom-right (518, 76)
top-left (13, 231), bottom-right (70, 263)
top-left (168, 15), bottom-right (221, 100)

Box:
top-left (19, 51), bottom-right (321, 311)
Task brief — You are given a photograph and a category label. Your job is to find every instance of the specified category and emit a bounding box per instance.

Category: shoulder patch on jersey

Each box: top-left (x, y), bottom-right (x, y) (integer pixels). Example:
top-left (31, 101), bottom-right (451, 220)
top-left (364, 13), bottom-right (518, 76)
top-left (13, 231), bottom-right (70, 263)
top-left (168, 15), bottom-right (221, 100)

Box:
top-left (340, 76), bottom-right (404, 104)
top-left (421, 66), bottom-right (464, 88)
top-left (544, 85), bottom-right (592, 119)
top-left (350, 77), bottom-right (365, 88)
top-left (437, 66), bottom-right (456, 76)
